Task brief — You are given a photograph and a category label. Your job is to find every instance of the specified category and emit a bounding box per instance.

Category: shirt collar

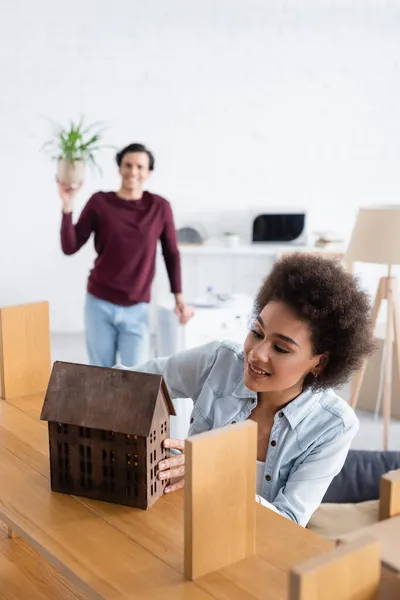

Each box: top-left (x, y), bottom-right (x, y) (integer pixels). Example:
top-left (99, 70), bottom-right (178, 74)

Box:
top-left (280, 388), bottom-right (321, 429)
top-left (233, 378), bottom-right (321, 429)
top-left (233, 379), bottom-right (257, 400)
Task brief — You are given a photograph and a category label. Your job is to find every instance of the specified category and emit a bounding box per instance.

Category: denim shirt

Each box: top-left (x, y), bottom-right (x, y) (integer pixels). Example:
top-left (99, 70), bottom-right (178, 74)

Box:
top-left (127, 340), bottom-right (359, 527)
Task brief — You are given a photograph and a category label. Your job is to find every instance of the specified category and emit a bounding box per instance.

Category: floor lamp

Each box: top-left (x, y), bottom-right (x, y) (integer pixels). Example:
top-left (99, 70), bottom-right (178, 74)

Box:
top-left (346, 206), bottom-right (400, 450)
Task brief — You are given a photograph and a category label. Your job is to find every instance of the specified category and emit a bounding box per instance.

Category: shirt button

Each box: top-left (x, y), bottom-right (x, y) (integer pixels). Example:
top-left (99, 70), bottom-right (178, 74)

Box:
top-left (251, 398), bottom-right (255, 404)
top-left (278, 412), bottom-right (284, 418)
top-left (271, 440), bottom-right (276, 447)
top-left (232, 420), bottom-right (237, 424)
top-left (190, 418), bottom-right (194, 424)
top-left (265, 475), bottom-right (271, 482)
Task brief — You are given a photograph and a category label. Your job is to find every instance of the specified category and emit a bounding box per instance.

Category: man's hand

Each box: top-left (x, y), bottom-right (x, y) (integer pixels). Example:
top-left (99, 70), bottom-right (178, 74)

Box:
top-left (174, 294), bottom-right (194, 325)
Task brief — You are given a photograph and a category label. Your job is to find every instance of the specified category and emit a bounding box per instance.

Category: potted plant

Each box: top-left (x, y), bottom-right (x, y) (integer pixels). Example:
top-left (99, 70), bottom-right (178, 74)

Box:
top-left (41, 118), bottom-right (107, 188)
top-left (222, 231), bottom-right (241, 248)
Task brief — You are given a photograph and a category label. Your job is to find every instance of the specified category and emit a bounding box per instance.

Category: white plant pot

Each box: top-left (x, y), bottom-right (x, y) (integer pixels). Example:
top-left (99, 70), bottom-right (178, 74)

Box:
top-left (57, 159), bottom-right (85, 187)
top-left (223, 235), bottom-right (240, 248)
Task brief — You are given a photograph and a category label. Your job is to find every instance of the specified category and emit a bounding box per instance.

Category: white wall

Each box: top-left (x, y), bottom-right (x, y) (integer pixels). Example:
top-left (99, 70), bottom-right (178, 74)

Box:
top-left (1, 0), bottom-right (400, 331)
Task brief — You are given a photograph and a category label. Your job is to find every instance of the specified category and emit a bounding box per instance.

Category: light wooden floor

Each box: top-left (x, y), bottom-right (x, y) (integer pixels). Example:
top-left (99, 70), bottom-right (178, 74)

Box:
top-left (0, 522), bottom-right (88, 600)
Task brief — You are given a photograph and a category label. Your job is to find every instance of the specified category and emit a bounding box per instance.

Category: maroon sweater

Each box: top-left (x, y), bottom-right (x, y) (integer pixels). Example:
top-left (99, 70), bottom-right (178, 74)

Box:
top-left (61, 191), bottom-right (182, 306)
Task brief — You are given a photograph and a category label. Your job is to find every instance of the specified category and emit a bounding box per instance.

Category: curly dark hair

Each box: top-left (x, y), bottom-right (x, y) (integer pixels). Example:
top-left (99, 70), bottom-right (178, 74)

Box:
top-left (253, 253), bottom-right (375, 391)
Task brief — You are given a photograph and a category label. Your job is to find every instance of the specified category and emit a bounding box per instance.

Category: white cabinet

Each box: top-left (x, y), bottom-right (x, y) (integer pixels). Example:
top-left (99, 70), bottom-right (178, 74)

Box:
top-left (195, 256), bottom-right (235, 297)
top-left (155, 294), bottom-right (253, 357)
top-left (232, 256), bottom-right (274, 297)
top-left (181, 255), bottom-right (199, 300)
top-left (153, 253), bottom-right (201, 301)
top-left (153, 246), bottom-right (275, 306)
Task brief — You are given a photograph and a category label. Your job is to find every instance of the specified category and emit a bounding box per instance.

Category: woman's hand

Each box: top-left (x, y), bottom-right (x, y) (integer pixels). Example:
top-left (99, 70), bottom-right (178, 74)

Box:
top-left (174, 294), bottom-right (194, 325)
top-left (57, 179), bottom-right (83, 213)
top-left (158, 438), bottom-right (185, 493)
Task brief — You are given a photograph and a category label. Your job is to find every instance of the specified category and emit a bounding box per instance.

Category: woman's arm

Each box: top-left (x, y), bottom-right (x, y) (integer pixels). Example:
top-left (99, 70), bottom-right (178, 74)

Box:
top-left (271, 421), bottom-right (359, 527)
top-left (61, 196), bottom-right (96, 255)
top-left (117, 340), bottom-right (221, 401)
top-left (116, 342), bottom-right (220, 495)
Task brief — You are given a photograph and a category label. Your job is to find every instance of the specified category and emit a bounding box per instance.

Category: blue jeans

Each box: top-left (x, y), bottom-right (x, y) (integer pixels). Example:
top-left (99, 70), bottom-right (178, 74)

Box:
top-left (84, 293), bottom-right (150, 367)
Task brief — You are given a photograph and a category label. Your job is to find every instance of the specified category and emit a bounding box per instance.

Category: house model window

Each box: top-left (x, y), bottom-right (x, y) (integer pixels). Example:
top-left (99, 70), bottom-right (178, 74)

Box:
top-left (40, 361), bottom-right (176, 510)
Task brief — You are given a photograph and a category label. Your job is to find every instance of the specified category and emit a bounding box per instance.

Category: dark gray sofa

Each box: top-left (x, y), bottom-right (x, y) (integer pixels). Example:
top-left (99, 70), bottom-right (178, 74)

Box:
top-left (322, 450), bottom-right (400, 504)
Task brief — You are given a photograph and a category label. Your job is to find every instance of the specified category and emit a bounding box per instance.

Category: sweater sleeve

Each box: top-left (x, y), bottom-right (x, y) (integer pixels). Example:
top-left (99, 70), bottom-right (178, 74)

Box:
top-left (159, 200), bottom-right (182, 294)
top-left (60, 196), bottom-right (96, 255)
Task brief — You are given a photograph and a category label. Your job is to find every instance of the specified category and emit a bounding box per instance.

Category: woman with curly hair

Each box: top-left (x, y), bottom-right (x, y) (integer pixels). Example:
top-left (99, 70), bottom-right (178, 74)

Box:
top-left (123, 253), bottom-right (374, 526)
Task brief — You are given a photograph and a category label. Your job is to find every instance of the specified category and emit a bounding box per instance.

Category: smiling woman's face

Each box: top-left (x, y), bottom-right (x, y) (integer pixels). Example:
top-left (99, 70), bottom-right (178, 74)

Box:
top-left (243, 301), bottom-right (323, 394)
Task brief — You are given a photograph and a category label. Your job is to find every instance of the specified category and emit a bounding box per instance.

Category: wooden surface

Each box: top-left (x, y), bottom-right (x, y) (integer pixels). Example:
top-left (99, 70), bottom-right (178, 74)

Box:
top-left (290, 536), bottom-right (381, 600)
top-left (0, 302), bottom-right (51, 400)
top-left (0, 521), bottom-right (89, 600)
top-left (0, 393), bottom-right (334, 599)
top-left (380, 469), bottom-right (400, 520)
top-left (184, 421), bottom-right (257, 579)
top-left (339, 515), bottom-right (400, 575)
top-left (291, 541), bottom-right (400, 599)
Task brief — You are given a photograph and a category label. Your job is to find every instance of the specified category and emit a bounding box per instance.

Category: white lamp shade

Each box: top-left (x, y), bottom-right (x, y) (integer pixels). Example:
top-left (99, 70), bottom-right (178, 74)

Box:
top-left (346, 206), bottom-right (400, 266)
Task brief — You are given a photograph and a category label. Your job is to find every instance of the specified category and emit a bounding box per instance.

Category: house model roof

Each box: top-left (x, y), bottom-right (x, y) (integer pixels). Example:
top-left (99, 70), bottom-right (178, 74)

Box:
top-left (40, 361), bottom-right (176, 437)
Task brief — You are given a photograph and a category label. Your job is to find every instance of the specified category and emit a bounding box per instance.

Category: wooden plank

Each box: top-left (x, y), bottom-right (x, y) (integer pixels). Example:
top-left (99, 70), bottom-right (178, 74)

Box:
top-left (379, 469), bottom-right (400, 520)
top-left (0, 302), bottom-right (51, 400)
top-left (0, 521), bottom-right (89, 600)
top-left (0, 399), bottom-right (49, 453)
top-left (253, 499), bottom-right (333, 571)
top-left (339, 516), bottom-right (400, 574)
top-left (79, 490), bottom-right (332, 600)
top-left (198, 555), bottom-right (287, 600)
top-left (289, 536), bottom-right (381, 600)
top-left (0, 425), bottom-right (49, 480)
top-left (7, 392), bottom-right (49, 421)
top-left (166, 487), bottom-right (333, 570)
top-left (0, 445), bottom-right (213, 600)
top-left (184, 421), bottom-right (257, 580)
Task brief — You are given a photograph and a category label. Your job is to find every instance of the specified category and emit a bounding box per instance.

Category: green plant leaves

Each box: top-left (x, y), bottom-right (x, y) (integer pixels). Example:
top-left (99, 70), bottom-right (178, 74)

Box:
top-left (40, 116), bottom-right (109, 171)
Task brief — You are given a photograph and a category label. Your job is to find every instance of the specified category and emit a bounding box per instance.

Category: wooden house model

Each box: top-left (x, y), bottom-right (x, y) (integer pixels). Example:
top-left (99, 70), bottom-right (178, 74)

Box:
top-left (40, 361), bottom-right (176, 509)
